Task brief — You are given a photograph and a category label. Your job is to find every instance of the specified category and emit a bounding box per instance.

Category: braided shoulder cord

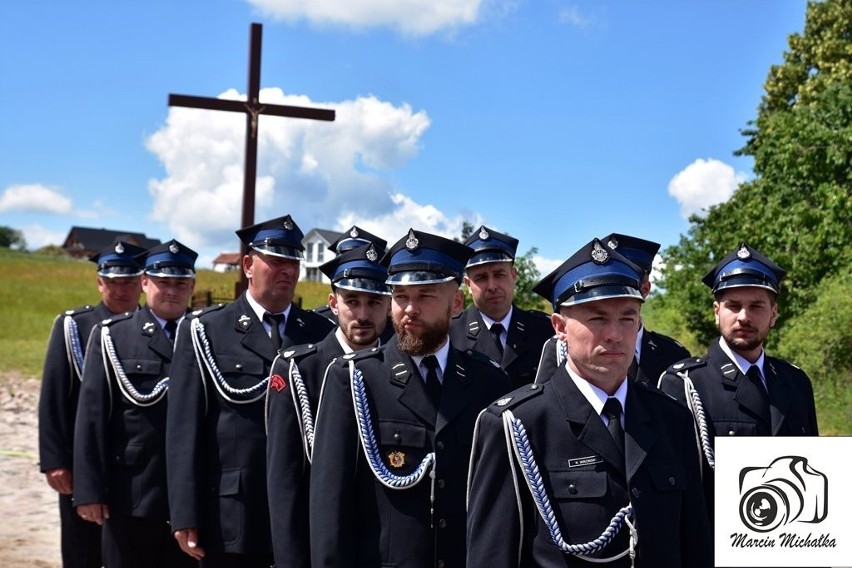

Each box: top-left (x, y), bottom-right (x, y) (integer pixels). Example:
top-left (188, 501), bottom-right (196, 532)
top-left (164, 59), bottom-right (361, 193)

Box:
top-left (190, 318), bottom-right (267, 404)
top-left (63, 316), bottom-right (85, 381)
top-left (349, 361), bottom-right (434, 489)
top-left (101, 327), bottom-right (169, 407)
top-left (288, 359), bottom-right (316, 462)
top-left (557, 339), bottom-right (567, 367)
top-left (502, 410), bottom-right (636, 563)
top-left (678, 371), bottom-right (715, 470)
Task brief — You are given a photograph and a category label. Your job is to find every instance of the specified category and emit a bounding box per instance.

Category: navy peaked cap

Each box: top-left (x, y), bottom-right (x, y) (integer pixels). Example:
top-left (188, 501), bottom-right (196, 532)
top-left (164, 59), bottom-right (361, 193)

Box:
top-left (329, 225), bottom-right (387, 255)
top-left (383, 229), bottom-right (473, 286)
top-left (235, 214), bottom-right (305, 260)
top-left (89, 240), bottom-right (145, 278)
top-left (320, 243), bottom-right (390, 295)
top-left (533, 238), bottom-right (644, 310)
top-left (702, 242), bottom-right (785, 294)
top-left (137, 239), bottom-right (197, 278)
top-left (464, 225), bottom-right (519, 268)
top-left (602, 233), bottom-right (660, 273)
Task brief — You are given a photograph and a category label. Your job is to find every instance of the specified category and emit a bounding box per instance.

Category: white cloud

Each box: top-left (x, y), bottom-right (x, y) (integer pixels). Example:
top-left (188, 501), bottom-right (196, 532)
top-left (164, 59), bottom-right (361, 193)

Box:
top-left (532, 254), bottom-right (561, 279)
top-left (337, 192), bottom-right (483, 243)
top-left (0, 184), bottom-right (73, 214)
top-left (558, 5), bottom-right (596, 28)
top-left (667, 158), bottom-right (748, 219)
top-left (245, 0), bottom-right (484, 36)
top-left (146, 89), bottom-right (432, 250)
top-left (18, 223), bottom-right (68, 250)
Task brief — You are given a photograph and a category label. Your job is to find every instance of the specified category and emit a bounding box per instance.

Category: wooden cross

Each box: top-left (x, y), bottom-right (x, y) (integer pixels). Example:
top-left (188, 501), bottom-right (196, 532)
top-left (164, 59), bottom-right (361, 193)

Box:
top-left (168, 22), bottom-right (335, 292)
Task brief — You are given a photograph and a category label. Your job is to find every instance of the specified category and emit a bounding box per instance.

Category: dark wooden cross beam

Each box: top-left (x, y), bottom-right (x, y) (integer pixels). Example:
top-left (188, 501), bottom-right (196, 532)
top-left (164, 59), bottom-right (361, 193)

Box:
top-left (168, 22), bottom-right (335, 292)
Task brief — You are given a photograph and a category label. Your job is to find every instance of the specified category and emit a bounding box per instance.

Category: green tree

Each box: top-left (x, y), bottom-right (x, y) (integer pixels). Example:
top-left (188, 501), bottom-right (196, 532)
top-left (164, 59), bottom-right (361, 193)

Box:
top-left (0, 226), bottom-right (26, 250)
top-left (660, 0), bottom-right (852, 348)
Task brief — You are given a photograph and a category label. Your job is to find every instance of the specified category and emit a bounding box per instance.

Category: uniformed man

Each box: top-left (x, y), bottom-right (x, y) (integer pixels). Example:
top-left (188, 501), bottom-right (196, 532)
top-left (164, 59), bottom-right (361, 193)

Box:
top-left (657, 242), bottom-right (819, 521)
top-left (313, 225), bottom-right (389, 332)
top-left (266, 242), bottom-right (392, 567)
top-left (450, 225), bottom-right (553, 389)
top-left (535, 233), bottom-right (690, 385)
top-left (309, 228), bottom-right (512, 568)
top-left (73, 239), bottom-right (197, 567)
top-left (38, 239), bottom-right (144, 568)
top-left (166, 214), bottom-right (333, 567)
top-left (467, 238), bottom-right (712, 567)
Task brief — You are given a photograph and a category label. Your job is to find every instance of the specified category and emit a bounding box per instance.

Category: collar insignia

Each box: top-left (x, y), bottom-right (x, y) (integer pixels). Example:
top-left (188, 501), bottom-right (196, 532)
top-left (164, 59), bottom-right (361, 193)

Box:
top-left (238, 314), bottom-right (252, 329)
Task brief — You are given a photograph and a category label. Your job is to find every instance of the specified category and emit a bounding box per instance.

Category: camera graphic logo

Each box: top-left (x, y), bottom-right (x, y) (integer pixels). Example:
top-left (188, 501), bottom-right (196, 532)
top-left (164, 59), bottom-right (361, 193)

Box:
top-left (739, 456), bottom-right (828, 532)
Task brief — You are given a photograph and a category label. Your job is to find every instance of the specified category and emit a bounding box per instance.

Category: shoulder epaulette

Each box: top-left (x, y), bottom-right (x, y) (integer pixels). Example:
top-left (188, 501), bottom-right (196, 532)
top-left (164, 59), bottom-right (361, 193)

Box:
top-left (462, 348), bottom-right (502, 369)
top-left (191, 303), bottom-right (226, 318)
top-left (279, 343), bottom-right (319, 361)
top-left (292, 307), bottom-right (336, 325)
top-left (634, 380), bottom-right (679, 403)
top-left (337, 346), bottom-right (384, 365)
top-left (63, 304), bottom-right (94, 317)
top-left (488, 383), bottom-right (545, 413)
top-left (100, 311), bottom-right (134, 326)
top-left (666, 356), bottom-right (706, 374)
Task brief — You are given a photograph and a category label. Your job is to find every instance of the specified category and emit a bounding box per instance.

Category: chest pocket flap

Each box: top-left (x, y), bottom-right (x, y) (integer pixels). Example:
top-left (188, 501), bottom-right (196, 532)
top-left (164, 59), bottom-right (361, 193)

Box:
top-left (215, 353), bottom-right (266, 376)
top-left (378, 420), bottom-right (427, 449)
top-left (549, 470), bottom-right (608, 499)
top-left (123, 358), bottom-right (162, 376)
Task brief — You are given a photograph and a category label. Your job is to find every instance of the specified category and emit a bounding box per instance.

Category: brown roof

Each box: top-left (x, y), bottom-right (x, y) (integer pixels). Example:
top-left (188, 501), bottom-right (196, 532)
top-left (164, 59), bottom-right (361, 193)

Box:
top-left (212, 252), bottom-right (241, 265)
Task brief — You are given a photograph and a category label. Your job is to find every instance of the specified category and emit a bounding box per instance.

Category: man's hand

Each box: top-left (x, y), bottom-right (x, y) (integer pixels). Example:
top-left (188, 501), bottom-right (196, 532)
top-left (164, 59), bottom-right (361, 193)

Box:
top-left (76, 503), bottom-right (109, 525)
top-left (174, 528), bottom-right (205, 560)
top-left (44, 468), bottom-right (73, 495)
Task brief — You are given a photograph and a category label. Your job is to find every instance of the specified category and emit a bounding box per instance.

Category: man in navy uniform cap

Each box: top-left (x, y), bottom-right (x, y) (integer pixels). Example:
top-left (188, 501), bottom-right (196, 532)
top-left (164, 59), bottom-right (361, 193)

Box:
top-left (167, 215), bottom-right (333, 567)
top-left (536, 233), bottom-right (690, 386)
top-left (467, 238), bottom-right (711, 568)
top-left (309, 228), bottom-right (512, 568)
top-left (266, 242), bottom-right (392, 567)
top-left (74, 239), bottom-right (197, 567)
top-left (38, 239), bottom-right (144, 568)
top-left (658, 242), bottom-right (819, 523)
top-left (450, 225), bottom-right (553, 389)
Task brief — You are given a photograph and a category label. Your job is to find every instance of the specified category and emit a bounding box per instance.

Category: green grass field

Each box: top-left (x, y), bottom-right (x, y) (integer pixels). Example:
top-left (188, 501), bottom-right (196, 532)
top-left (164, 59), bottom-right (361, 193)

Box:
top-left (0, 248), bottom-right (329, 376)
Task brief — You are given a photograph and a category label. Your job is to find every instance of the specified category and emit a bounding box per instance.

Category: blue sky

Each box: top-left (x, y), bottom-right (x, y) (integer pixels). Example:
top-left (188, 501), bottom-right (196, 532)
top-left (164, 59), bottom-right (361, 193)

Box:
top-left (0, 0), bottom-right (807, 273)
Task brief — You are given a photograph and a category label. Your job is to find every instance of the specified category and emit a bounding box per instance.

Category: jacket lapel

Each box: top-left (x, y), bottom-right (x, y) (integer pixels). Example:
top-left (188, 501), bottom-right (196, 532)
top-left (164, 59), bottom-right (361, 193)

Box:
top-left (766, 359), bottom-right (792, 435)
top-left (710, 343), bottom-right (769, 426)
top-left (435, 348), bottom-right (472, 434)
top-left (141, 308), bottom-right (173, 362)
top-left (234, 294), bottom-right (277, 362)
top-left (624, 386), bottom-right (656, 482)
top-left (391, 345), bottom-right (437, 428)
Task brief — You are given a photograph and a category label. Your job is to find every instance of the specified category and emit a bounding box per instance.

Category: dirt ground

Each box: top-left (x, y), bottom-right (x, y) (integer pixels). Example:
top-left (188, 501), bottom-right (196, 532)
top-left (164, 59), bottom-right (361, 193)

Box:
top-left (0, 371), bottom-right (60, 567)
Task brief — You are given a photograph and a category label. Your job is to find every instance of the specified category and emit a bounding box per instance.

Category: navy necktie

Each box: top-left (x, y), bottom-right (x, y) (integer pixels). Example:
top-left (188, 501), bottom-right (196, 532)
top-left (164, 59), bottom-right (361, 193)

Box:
top-left (602, 397), bottom-right (625, 455)
top-left (264, 312), bottom-right (285, 350)
top-left (164, 320), bottom-right (178, 342)
top-left (747, 365), bottom-right (770, 422)
top-left (489, 323), bottom-right (505, 356)
top-left (422, 355), bottom-right (441, 404)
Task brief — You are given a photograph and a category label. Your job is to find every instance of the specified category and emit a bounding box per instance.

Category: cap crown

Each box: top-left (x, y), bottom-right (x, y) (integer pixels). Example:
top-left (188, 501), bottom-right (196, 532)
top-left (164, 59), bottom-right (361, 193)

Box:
top-left (329, 225), bottom-right (387, 255)
top-left (89, 240), bottom-right (146, 278)
top-left (137, 239), bottom-right (197, 278)
top-left (533, 238), bottom-right (644, 310)
top-left (320, 243), bottom-right (390, 295)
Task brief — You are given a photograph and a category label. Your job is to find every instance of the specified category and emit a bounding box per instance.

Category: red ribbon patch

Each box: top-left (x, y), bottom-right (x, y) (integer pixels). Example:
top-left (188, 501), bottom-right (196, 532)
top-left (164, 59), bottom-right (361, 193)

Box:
top-left (270, 374), bottom-right (287, 392)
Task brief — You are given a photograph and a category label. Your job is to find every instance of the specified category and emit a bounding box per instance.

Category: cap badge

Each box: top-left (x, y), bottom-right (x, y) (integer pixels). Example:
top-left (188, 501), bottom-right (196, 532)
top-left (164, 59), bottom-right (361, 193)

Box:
top-left (405, 229), bottom-right (419, 251)
top-left (591, 242), bottom-right (610, 264)
top-left (479, 227), bottom-right (490, 240)
top-left (169, 243), bottom-right (179, 254)
top-left (388, 451), bottom-right (406, 468)
top-left (366, 244), bottom-right (378, 262)
top-left (350, 227), bottom-right (359, 238)
top-left (283, 218), bottom-right (294, 231)
top-left (114, 242), bottom-right (124, 254)
top-left (606, 237), bottom-right (619, 251)
top-left (737, 245), bottom-right (751, 260)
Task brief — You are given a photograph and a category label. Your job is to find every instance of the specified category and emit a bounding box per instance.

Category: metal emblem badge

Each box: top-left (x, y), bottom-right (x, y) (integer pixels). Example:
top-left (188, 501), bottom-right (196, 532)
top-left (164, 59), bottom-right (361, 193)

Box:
top-left (388, 451), bottom-right (406, 468)
top-left (405, 229), bottom-right (419, 250)
top-left (238, 314), bottom-right (252, 329)
top-left (366, 245), bottom-right (378, 262)
top-left (115, 242), bottom-right (124, 254)
top-left (169, 242), bottom-right (179, 254)
top-left (142, 321), bottom-right (156, 335)
top-left (283, 217), bottom-right (294, 231)
top-left (495, 397), bottom-right (513, 407)
top-left (270, 374), bottom-right (287, 392)
top-left (350, 227), bottom-right (359, 238)
top-left (737, 245), bottom-right (751, 260)
top-left (606, 237), bottom-right (619, 251)
top-left (591, 241), bottom-right (610, 264)
top-left (479, 227), bottom-right (490, 240)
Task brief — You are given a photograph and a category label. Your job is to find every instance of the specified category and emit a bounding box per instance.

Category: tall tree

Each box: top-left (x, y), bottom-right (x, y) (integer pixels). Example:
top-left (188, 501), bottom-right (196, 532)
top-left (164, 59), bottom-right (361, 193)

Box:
top-left (0, 226), bottom-right (26, 249)
top-left (660, 0), bottom-right (852, 348)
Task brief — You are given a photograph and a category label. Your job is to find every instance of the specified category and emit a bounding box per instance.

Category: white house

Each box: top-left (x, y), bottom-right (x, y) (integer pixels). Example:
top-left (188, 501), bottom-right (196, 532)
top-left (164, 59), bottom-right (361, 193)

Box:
top-left (300, 228), bottom-right (343, 283)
